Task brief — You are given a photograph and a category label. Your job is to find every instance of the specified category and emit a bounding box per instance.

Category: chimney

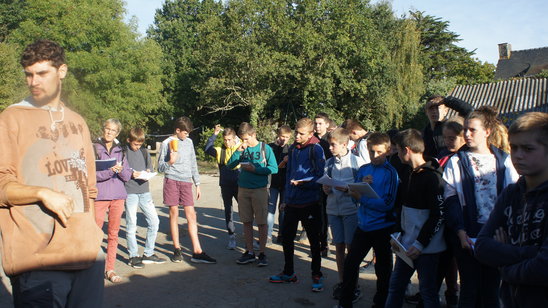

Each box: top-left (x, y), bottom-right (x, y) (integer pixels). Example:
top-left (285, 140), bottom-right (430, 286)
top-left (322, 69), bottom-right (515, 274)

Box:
top-left (498, 43), bottom-right (512, 60)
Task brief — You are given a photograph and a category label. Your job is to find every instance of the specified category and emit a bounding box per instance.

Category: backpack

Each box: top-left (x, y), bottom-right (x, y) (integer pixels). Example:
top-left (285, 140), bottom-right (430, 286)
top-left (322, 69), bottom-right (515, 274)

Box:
top-left (288, 143), bottom-right (319, 173)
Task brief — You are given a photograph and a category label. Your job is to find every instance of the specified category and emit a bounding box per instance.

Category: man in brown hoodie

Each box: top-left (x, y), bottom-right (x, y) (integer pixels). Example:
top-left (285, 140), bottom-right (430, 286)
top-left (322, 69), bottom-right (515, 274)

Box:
top-left (0, 39), bottom-right (104, 307)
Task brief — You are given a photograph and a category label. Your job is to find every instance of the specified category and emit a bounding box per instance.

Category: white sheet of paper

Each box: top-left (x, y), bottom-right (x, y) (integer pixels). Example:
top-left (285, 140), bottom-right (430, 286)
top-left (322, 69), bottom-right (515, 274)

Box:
top-left (316, 174), bottom-right (348, 188)
top-left (293, 176), bottom-right (314, 182)
top-left (135, 171), bottom-right (157, 181)
top-left (390, 234), bottom-right (414, 268)
top-left (348, 182), bottom-right (380, 198)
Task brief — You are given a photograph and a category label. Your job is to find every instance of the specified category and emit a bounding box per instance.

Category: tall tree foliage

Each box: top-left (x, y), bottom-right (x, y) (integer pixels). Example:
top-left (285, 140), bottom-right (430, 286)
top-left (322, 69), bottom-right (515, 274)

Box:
top-left (410, 10), bottom-right (495, 87)
top-left (1, 0), bottom-right (167, 135)
top-left (151, 0), bottom-right (424, 131)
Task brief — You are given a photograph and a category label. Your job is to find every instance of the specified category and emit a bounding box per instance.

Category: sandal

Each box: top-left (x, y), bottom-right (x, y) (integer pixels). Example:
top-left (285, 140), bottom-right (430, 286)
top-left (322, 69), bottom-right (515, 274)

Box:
top-left (105, 270), bottom-right (122, 283)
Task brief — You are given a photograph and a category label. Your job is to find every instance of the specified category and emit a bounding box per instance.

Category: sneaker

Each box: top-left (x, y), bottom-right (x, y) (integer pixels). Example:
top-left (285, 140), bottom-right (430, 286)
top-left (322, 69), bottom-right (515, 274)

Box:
top-left (405, 292), bottom-right (421, 305)
top-left (236, 251), bottom-right (256, 264)
top-left (128, 256), bottom-right (144, 269)
top-left (142, 254), bottom-right (167, 264)
top-left (352, 285), bottom-right (362, 304)
top-left (332, 282), bottom-right (342, 300)
top-left (445, 294), bottom-right (458, 308)
top-left (266, 237), bottom-right (273, 246)
top-left (190, 252), bottom-right (217, 264)
top-left (311, 275), bottom-right (324, 292)
top-left (269, 272), bottom-right (298, 283)
top-left (257, 253), bottom-right (268, 267)
top-left (227, 235), bottom-right (237, 250)
top-left (170, 248), bottom-right (183, 263)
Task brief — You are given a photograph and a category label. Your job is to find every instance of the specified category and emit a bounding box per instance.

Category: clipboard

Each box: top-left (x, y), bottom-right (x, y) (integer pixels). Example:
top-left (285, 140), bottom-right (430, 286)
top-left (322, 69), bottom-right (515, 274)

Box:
top-left (390, 233), bottom-right (414, 268)
top-left (95, 158), bottom-right (117, 171)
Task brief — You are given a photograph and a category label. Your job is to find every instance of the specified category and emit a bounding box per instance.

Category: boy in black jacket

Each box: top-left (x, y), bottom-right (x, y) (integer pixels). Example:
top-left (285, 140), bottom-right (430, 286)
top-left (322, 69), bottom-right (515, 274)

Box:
top-left (476, 112), bottom-right (548, 308)
top-left (385, 129), bottom-right (446, 308)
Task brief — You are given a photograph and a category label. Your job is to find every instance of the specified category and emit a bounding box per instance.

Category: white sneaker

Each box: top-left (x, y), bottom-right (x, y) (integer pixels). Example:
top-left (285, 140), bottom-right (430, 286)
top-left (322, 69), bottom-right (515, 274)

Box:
top-left (227, 235), bottom-right (236, 250)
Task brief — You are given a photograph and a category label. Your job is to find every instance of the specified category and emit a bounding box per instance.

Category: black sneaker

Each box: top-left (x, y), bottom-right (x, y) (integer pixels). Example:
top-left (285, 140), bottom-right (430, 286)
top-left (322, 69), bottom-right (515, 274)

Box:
top-left (257, 253), bottom-right (268, 267)
top-left (142, 254), bottom-right (167, 264)
top-left (405, 292), bottom-right (421, 305)
top-left (236, 251), bottom-right (256, 264)
top-left (352, 285), bottom-right (362, 304)
top-left (128, 256), bottom-right (144, 269)
top-left (332, 282), bottom-right (342, 300)
top-left (190, 252), bottom-right (217, 264)
top-left (171, 248), bottom-right (183, 263)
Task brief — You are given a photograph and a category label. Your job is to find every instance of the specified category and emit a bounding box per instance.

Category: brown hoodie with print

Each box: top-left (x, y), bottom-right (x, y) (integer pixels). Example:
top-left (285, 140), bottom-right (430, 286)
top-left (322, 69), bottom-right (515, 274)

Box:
top-left (0, 99), bottom-right (103, 276)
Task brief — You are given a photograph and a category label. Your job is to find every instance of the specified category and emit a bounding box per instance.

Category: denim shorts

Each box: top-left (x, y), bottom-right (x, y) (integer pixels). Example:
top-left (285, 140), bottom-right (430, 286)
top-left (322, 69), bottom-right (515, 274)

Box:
top-left (328, 213), bottom-right (358, 245)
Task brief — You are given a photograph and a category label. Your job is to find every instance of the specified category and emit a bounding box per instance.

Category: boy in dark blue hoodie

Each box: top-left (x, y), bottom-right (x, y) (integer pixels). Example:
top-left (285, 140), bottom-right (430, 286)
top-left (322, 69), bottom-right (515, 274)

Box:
top-left (336, 132), bottom-right (399, 308)
top-left (269, 118), bottom-right (326, 292)
top-left (476, 112), bottom-right (548, 308)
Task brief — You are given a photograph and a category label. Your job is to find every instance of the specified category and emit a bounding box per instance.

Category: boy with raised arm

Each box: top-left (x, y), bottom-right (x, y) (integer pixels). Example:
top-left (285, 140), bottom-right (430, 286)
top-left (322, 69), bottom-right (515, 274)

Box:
top-left (205, 124), bottom-right (241, 249)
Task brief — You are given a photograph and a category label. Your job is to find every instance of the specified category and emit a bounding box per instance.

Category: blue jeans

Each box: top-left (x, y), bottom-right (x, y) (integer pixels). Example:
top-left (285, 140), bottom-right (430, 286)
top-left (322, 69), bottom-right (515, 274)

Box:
top-left (267, 187), bottom-right (284, 239)
top-left (454, 243), bottom-right (500, 308)
top-left (385, 253), bottom-right (441, 308)
top-left (221, 184), bottom-right (238, 235)
top-left (125, 192), bottom-right (160, 257)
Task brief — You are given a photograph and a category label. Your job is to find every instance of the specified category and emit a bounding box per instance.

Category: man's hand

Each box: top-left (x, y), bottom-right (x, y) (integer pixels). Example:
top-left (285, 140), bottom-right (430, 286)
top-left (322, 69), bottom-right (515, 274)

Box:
top-left (362, 175), bottom-right (373, 184)
top-left (132, 170), bottom-right (141, 178)
top-left (169, 151), bottom-right (178, 165)
top-left (390, 239), bottom-right (400, 252)
top-left (237, 141), bottom-right (248, 152)
top-left (110, 162), bottom-right (123, 173)
top-left (322, 184), bottom-right (332, 194)
top-left (290, 179), bottom-right (304, 186)
top-left (457, 229), bottom-right (474, 251)
top-left (494, 227), bottom-right (508, 244)
top-left (334, 186), bottom-right (348, 192)
top-left (348, 189), bottom-right (360, 200)
top-left (38, 189), bottom-right (75, 228)
top-left (406, 246), bottom-right (422, 260)
top-left (195, 185), bottom-right (201, 200)
top-left (240, 163), bottom-right (256, 173)
top-left (213, 124), bottom-right (223, 135)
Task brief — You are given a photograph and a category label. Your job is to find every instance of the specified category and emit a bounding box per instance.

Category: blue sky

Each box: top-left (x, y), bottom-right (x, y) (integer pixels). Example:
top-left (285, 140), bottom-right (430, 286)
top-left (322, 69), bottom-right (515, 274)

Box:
top-left (125, 0), bottom-right (548, 64)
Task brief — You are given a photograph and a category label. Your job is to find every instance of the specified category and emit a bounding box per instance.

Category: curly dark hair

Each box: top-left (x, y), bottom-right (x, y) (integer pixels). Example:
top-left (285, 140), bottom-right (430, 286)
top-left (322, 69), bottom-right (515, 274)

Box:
top-left (20, 39), bottom-right (65, 68)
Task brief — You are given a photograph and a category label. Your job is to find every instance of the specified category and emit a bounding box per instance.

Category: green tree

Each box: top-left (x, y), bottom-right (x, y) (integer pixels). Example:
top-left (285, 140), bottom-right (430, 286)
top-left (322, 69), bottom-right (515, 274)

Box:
top-left (151, 0), bottom-right (424, 131)
top-left (2, 0), bottom-right (167, 135)
top-left (410, 10), bottom-right (495, 86)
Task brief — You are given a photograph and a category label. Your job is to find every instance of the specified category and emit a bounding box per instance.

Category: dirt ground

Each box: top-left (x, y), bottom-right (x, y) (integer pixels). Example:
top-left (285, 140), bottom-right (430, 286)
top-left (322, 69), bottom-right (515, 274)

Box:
top-left (1, 174), bottom-right (428, 308)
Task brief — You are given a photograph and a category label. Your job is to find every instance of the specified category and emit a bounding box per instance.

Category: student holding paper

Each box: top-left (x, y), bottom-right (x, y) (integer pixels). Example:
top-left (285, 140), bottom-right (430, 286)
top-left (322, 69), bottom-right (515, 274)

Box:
top-left (321, 128), bottom-right (365, 300)
top-left (337, 132), bottom-right (398, 308)
top-left (124, 127), bottom-right (166, 268)
top-left (385, 129), bottom-right (446, 308)
top-left (269, 117), bottom-right (326, 292)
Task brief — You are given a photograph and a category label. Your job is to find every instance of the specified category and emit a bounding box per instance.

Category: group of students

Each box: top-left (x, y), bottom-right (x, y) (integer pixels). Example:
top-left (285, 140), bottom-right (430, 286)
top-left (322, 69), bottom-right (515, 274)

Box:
top-left (201, 101), bottom-right (546, 308)
top-left (92, 98), bottom-right (548, 308)
top-left (4, 39), bottom-right (545, 308)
